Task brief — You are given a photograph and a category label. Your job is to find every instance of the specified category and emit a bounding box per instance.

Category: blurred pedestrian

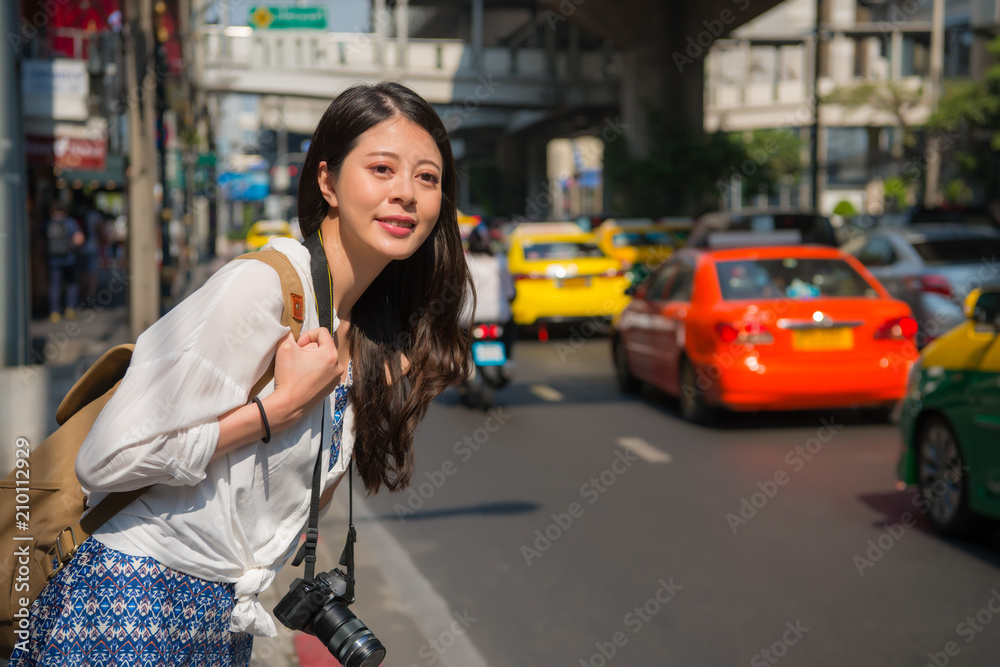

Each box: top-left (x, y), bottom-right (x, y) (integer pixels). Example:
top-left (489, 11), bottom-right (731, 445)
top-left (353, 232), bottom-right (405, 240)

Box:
top-left (44, 201), bottom-right (84, 322)
top-left (11, 81), bottom-right (472, 666)
top-left (76, 205), bottom-right (104, 304)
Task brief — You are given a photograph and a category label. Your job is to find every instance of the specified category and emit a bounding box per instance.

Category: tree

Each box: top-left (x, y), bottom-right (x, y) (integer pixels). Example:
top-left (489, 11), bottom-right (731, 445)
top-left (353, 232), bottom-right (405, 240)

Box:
top-left (824, 81), bottom-right (925, 154)
top-left (926, 36), bottom-right (1000, 203)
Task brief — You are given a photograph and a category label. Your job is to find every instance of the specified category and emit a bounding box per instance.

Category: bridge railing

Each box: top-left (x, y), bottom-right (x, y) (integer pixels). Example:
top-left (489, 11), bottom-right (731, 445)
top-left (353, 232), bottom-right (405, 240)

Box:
top-left (199, 26), bottom-right (618, 82)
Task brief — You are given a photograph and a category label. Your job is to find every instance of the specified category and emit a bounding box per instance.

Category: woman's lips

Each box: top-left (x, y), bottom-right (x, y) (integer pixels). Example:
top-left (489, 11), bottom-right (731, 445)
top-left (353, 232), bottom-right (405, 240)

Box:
top-left (377, 217), bottom-right (415, 236)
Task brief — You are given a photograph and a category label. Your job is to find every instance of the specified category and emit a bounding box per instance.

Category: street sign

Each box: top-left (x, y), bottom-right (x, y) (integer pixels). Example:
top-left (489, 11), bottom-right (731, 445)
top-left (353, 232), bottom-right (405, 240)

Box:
top-left (249, 6), bottom-right (327, 30)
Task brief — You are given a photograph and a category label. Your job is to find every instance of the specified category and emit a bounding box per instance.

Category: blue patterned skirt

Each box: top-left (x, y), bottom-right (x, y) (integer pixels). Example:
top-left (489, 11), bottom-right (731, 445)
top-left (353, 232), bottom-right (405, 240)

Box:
top-left (9, 537), bottom-right (253, 666)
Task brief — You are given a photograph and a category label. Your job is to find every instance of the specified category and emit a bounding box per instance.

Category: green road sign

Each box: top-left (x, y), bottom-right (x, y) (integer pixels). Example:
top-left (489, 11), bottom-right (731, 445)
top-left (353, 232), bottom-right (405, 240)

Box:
top-left (249, 6), bottom-right (327, 30)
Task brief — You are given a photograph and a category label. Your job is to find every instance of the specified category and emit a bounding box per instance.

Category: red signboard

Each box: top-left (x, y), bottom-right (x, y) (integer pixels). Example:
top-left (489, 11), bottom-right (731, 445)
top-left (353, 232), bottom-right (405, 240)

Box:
top-left (26, 135), bottom-right (107, 172)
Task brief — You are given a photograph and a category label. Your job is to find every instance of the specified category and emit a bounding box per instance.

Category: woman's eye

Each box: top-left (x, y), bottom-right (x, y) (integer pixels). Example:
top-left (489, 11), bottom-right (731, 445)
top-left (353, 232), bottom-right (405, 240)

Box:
top-left (371, 165), bottom-right (392, 175)
top-left (420, 173), bottom-right (440, 185)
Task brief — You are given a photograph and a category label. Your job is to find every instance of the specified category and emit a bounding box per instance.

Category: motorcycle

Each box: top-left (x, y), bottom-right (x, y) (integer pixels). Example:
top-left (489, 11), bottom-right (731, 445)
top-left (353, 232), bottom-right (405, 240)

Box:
top-left (457, 322), bottom-right (512, 409)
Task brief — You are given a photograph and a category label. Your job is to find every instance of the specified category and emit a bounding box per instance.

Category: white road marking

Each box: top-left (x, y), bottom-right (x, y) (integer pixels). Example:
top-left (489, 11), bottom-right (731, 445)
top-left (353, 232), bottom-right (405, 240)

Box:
top-left (617, 437), bottom-right (672, 463)
top-left (530, 384), bottom-right (565, 402)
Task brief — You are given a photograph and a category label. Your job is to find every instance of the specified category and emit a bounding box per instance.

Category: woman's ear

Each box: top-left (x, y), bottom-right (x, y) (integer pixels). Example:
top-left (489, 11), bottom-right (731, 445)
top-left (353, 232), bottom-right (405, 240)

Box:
top-left (318, 161), bottom-right (339, 208)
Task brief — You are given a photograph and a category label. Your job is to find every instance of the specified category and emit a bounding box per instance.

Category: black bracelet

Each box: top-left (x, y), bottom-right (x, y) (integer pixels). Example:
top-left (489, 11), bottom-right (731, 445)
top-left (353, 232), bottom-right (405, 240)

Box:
top-left (252, 397), bottom-right (271, 444)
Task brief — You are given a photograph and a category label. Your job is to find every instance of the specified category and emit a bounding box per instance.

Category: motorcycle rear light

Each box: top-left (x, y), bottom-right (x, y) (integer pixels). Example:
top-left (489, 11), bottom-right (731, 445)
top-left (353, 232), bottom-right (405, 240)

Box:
top-left (904, 274), bottom-right (953, 298)
top-left (473, 324), bottom-right (502, 339)
top-left (874, 316), bottom-right (918, 340)
top-left (716, 322), bottom-right (774, 345)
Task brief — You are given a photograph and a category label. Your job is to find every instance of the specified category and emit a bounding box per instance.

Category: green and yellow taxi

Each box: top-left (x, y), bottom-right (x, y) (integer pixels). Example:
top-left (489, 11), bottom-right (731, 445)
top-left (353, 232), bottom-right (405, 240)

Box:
top-left (897, 287), bottom-right (1000, 536)
top-left (507, 222), bottom-right (631, 327)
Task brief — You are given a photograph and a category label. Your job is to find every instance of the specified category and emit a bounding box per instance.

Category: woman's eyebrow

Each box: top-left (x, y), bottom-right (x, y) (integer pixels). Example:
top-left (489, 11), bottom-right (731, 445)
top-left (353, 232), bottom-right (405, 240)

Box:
top-left (365, 151), bottom-right (441, 171)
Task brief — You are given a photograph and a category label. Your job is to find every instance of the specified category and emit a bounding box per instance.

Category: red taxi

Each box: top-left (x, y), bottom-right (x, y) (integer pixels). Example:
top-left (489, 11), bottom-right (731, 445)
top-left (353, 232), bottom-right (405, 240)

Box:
top-left (611, 239), bottom-right (920, 422)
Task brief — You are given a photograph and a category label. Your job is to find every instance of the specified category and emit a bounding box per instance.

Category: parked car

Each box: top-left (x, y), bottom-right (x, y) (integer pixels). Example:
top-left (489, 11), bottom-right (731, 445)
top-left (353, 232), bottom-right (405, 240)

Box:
top-left (246, 219), bottom-right (294, 252)
top-left (507, 222), bottom-right (631, 329)
top-left (897, 287), bottom-right (1000, 536)
top-left (877, 206), bottom-right (1000, 231)
top-left (841, 226), bottom-right (1000, 346)
top-left (611, 236), bottom-right (919, 422)
top-left (655, 217), bottom-right (694, 246)
top-left (594, 218), bottom-right (677, 286)
top-left (687, 209), bottom-right (838, 249)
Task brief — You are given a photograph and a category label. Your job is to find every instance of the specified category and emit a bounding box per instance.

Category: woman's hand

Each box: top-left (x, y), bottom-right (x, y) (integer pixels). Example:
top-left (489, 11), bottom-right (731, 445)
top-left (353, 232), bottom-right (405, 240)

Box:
top-left (268, 327), bottom-right (343, 430)
top-left (215, 328), bottom-right (341, 460)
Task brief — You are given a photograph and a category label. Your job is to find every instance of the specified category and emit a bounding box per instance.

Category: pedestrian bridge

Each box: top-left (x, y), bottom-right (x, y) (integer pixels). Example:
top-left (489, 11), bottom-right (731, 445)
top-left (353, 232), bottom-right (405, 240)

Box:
top-left (196, 26), bottom-right (621, 131)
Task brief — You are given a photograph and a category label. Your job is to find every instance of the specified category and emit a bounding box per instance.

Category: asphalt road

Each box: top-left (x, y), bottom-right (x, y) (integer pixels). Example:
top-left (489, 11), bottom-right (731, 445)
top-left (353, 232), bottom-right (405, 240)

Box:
top-left (361, 336), bottom-right (1000, 667)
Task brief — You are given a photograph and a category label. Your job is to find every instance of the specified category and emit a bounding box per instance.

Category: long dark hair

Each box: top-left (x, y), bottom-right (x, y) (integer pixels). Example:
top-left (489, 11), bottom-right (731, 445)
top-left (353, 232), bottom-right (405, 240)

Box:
top-left (297, 81), bottom-right (472, 494)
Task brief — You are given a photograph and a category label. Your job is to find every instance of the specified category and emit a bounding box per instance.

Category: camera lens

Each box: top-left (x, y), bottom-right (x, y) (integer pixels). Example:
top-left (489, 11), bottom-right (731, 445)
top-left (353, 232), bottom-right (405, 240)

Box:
top-left (311, 599), bottom-right (387, 667)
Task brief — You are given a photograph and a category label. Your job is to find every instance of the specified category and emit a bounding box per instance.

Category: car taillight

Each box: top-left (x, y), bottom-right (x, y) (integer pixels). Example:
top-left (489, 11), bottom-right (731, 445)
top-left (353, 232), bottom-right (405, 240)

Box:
top-left (473, 324), bottom-right (503, 339)
top-left (512, 272), bottom-right (543, 281)
top-left (904, 274), bottom-right (953, 298)
top-left (603, 268), bottom-right (625, 277)
top-left (716, 322), bottom-right (774, 345)
top-left (874, 316), bottom-right (918, 340)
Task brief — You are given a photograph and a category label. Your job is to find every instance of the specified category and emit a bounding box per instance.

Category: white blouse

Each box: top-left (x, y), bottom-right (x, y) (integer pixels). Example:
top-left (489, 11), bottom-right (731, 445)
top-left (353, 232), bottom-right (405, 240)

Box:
top-left (76, 238), bottom-right (352, 637)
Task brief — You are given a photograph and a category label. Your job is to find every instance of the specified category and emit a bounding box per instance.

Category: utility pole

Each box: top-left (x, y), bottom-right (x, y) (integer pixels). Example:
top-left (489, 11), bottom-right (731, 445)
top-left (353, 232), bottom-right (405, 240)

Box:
top-left (809, 0), bottom-right (823, 213)
top-left (0, 0), bottom-right (29, 367)
top-left (125, 0), bottom-right (161, 335)
top-left (924, 0), bottom-right (945, 207)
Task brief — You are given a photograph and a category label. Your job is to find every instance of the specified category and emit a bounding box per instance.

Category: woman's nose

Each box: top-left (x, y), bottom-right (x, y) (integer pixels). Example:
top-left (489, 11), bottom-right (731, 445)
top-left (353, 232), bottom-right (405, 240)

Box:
top-left (389, 174), bottom-right (416, 206)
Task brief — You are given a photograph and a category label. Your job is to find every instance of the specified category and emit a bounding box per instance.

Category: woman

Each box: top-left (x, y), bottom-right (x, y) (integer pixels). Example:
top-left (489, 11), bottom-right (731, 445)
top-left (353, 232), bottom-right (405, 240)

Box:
top-left (12, 81), bottom-right (472, 666)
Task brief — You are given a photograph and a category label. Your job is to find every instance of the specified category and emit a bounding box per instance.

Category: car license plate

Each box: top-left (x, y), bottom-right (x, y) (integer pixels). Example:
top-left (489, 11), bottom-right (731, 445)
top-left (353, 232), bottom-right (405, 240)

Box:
top-left (472, 341), bottom-right (506, 366)
top-left (793, 328), bottom-right (854, 351)
top-left (558, 277), bottom-right (590, 288)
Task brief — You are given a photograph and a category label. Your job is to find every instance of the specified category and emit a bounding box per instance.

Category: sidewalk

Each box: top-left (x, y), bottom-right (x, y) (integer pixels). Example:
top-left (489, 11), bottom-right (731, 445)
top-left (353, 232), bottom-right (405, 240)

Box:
top-left (26, 252), bottom-right (437, 667)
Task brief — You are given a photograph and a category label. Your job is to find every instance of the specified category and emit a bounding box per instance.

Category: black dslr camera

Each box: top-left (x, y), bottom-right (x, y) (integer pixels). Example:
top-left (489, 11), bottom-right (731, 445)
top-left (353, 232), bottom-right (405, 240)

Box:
top-left (274, 567), bottom-right (386, 667)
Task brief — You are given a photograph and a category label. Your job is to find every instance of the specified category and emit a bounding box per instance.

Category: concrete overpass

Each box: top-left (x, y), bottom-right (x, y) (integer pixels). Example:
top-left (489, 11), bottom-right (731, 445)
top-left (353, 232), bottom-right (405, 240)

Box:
top-left (194, 0), bottom-right (787, 215)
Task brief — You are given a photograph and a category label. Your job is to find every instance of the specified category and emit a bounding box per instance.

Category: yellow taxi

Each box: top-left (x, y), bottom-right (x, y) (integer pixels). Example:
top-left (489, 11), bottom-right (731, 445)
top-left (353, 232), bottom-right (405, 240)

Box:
top-left (507, 222), bottom-right (631, 327)
top-left (595, 218), bottom-right (678, 284)
top-left (246, 220), bottom-right (294, 252)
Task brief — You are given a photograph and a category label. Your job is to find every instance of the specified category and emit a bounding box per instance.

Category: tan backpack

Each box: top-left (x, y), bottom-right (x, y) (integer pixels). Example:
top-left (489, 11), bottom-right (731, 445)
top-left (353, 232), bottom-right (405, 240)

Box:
top-left (0, 250), bottom-right (306, 658)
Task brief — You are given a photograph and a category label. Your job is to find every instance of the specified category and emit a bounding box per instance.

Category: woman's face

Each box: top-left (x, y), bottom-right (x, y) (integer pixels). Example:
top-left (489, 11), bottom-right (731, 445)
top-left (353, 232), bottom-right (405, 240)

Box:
top-left (326, 115), bottom-right (444, 263)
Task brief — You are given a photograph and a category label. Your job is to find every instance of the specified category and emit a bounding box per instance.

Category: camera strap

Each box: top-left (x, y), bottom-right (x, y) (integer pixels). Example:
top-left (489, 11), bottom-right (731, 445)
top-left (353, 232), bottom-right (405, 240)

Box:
top-left (294, 231), bottom-right (357, 599)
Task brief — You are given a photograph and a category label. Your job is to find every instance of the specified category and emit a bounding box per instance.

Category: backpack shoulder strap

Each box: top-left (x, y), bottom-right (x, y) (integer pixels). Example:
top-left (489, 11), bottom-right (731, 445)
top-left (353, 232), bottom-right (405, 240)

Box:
top-left (56, 344), bottom-right (135, 425)
top-left (233, 249), bottom-right (306, 398)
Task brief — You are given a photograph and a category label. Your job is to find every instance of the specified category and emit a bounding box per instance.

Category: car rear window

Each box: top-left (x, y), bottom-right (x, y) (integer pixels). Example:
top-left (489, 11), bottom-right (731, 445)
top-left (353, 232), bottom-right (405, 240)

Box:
top-left (716, 258), bottom-right (877, 300)
top-left (612, 231), bottom-right (674, 247)
top-left (911, 238), bottom-right (1000, 264)
top-left (522, 242), bottom-right (605, 260)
